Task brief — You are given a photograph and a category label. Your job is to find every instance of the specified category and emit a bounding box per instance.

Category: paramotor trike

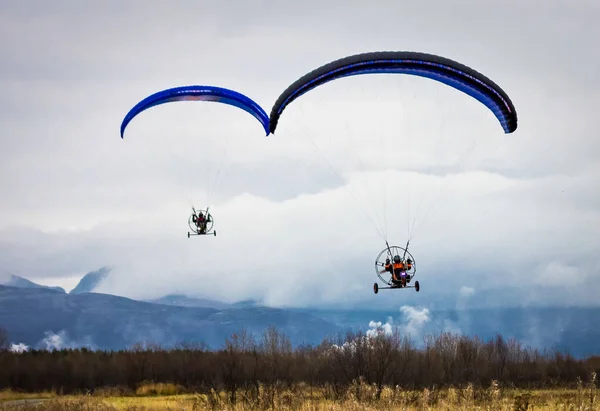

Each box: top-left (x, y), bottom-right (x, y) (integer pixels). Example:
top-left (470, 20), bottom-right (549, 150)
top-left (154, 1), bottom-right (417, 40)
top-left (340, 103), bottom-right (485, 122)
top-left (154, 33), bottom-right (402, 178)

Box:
top-left (188, 206), bottom-right (216, 238)
top-left (373, 243), bottom-right (420, 294)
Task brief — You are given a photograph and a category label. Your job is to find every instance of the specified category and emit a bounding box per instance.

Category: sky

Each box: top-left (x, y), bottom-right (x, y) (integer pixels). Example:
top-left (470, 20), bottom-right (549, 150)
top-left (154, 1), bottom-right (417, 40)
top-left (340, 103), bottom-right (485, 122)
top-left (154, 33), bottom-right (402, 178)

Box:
top-left (1, 0), bottom-right (599, 310)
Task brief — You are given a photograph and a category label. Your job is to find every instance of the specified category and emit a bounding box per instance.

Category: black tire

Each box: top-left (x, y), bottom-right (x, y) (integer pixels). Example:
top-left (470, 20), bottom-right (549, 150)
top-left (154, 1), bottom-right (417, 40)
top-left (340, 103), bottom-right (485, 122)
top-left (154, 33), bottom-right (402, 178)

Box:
top-left (187, 232), bottom-right (190, 238)
top-left (415, 281), bottom-right (420, 292)
top-left (214, 230), bottom-right (217, 237)
top-left (373, 283), bottom-right (379, 294)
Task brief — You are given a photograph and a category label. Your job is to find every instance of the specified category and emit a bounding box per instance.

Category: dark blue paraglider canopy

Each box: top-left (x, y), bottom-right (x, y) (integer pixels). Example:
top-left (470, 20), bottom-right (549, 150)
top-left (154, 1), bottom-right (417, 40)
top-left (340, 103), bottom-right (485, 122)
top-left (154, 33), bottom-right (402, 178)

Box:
top-left (268, 51), bottom-right (518, 135)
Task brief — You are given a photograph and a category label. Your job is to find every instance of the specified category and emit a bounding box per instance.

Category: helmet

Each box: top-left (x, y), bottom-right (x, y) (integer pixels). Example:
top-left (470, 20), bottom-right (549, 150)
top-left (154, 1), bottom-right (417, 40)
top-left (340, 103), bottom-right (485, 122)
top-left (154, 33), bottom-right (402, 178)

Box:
top-left (407, 258), bottom-right (413, 264)
top-left (393, 255), bottom-right (401, 263)
top-left (385, 258), bottom-right (390, 264)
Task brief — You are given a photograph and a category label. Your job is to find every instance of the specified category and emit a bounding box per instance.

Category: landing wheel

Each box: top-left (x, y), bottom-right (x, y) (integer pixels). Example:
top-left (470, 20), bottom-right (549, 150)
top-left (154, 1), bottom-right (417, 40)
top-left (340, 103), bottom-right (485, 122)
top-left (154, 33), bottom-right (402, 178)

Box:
top-left (373, 282), bottom-right (378, 294)
top-left (415, 281), bottom-right (420, 292)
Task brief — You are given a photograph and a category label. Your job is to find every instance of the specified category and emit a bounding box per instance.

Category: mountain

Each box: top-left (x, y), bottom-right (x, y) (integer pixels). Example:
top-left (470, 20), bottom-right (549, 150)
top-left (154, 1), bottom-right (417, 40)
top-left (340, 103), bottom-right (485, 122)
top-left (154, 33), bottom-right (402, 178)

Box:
top-left (149, 295), bottom-right (263, 310)
top-left (149, 294), bottom-right (233, 310)
top-left (231, 299), bottom-right (263, 308)
top-left (0, 285), bottom-right (338, 350)
top-left (1, 274), bottom-right (65, 293)
top-left (70, 267), bottom-right (110, 294)
top-left (1, 284), bottom-right (599, 358)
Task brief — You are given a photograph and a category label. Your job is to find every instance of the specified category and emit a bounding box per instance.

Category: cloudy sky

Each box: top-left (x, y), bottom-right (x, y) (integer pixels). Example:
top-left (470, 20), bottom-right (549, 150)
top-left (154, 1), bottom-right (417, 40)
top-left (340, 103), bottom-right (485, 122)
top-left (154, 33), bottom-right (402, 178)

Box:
top-left (1, 0), bottom-right (599, 309)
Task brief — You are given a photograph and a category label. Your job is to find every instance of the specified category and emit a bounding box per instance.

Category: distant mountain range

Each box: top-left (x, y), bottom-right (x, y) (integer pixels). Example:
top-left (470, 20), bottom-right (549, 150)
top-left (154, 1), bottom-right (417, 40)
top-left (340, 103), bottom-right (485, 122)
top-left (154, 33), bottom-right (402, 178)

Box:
top-left (0, 285), bottom-right (336, 350)
top-left (70, 267), bottom-right (110, 294)
top-left (1, 271), bottom-right (599, 358)
top-left (1, 267), bottom-right (110, 296)
top-left (3, 274), bottom-right (66, 293)
top-left (148, 294), bottom-right (262, 310)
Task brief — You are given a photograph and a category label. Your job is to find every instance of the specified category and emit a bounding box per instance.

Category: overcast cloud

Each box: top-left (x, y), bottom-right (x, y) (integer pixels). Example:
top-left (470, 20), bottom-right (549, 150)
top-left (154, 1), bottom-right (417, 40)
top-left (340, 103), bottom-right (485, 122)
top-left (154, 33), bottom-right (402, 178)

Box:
top-left (1, 0), bottom-right (599, 309)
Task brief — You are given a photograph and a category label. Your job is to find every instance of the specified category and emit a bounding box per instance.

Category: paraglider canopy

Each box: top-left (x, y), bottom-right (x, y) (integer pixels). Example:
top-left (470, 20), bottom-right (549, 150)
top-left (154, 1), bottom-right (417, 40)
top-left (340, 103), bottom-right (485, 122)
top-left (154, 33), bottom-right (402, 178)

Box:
top-left (268, 51), bottom-right (518, 135)
top-left (120, 85), bottom-right (271, 138)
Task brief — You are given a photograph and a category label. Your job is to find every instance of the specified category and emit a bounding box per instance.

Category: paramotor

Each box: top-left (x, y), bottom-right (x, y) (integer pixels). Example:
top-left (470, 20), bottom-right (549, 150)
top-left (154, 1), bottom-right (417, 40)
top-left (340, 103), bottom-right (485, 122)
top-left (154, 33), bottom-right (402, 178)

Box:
top-left (265, 51), bottom-right (518, 295)
top-left (188, 206), bottom-right (215, 238)
top-left (373, 243), bottom-right (419, 294)
top-left (120, 85), bottom-right (270, 238)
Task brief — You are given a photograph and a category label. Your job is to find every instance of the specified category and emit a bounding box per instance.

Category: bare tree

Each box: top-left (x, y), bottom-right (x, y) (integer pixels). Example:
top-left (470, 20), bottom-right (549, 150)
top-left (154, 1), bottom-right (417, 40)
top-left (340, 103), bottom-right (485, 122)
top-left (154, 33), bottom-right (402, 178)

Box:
top-left (258, 326), bottom-right (293, 407)
top-left (0, 327), bottom-right (8, 351)
top-left (0, 326), bottom-right (594, 394)
top-left (222, 329), bottom-right (255, 404)
top-left (368, 327), bottom-right (402, 399)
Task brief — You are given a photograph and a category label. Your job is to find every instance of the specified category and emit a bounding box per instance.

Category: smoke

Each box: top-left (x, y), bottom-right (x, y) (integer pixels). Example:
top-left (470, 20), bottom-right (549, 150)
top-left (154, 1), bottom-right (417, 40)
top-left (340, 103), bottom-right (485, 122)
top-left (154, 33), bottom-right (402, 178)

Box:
top-left (40, 330), bottom-right (69, 350)
top-left (365, 305), bottom-right (432, 344)
top-left (460, 286), bottom-right (476, 297)
top-left (37, 330), bottom-right (97, 351)
top-left (534, 261), bottom-right (583, 286)
top-left (456, 286), bottom-right (476, 310)
top-left (10, 342), bottom-right (29, 353)
top-left (450, 286), bottom-right (477, 331)
top-left (7, 331), bottom-right (97, 352)
top-left (442, 319), bottom-right (463, 335)
top-left (366, 318), bottom-right (393, 337)
top-left (399, 305), bottom-right (431, 339)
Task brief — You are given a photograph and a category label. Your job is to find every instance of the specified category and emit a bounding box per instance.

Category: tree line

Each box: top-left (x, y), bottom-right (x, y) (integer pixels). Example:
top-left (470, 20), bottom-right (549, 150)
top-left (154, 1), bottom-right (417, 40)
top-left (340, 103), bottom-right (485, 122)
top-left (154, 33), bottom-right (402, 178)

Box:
top-left (1, 325), bottom-right (599, 402)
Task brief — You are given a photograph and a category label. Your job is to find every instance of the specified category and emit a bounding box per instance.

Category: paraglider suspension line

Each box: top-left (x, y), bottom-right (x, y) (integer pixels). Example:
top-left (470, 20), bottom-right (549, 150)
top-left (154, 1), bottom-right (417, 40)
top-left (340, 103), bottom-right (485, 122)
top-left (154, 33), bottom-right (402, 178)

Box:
top-left (385, 240), bottom-right (393, 261)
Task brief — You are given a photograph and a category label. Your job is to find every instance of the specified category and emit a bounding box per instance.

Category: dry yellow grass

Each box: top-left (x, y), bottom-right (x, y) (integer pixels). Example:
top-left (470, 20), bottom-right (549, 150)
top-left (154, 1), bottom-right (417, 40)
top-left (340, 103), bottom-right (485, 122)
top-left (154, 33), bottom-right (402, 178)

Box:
top-left (134, 382), bottom-right (186, 397)
top-left (0, 389), bottom-right (56, 401)
top-left (0, 392), bottom-right (596, 411)
top-left (0, 376), bottom-right (597, 411)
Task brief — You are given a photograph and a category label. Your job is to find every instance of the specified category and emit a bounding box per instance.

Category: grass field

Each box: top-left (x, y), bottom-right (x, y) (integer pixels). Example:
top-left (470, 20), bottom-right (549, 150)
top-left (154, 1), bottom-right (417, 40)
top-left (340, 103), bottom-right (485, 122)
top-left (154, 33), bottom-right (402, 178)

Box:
top-left (1, 379), bottom-right (598, 410)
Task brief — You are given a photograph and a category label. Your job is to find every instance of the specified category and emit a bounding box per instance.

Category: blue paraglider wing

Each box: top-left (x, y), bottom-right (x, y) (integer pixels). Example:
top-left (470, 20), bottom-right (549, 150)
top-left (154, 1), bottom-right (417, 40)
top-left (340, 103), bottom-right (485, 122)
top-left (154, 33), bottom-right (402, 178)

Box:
top-left (120, 85), bottom-right (270, 138)
top-left (268, 51), bottom-right (517, 134)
